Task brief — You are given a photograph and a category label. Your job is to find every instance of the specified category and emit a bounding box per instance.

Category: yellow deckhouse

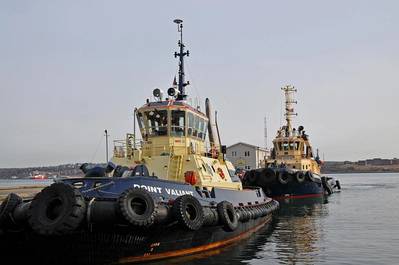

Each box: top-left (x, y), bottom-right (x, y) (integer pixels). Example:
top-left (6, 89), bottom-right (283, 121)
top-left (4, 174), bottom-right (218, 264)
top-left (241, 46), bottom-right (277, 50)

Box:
top-left (112, 19), bottom-right (241, 191)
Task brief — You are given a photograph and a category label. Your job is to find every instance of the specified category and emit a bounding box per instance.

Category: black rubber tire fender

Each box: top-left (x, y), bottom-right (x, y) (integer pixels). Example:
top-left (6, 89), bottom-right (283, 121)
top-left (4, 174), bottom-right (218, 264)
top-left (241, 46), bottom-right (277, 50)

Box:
top-left (0, 193), bottom-right (22, 228)
top-left (27, 183), bottom-right (86, 236)
top-left (321, 178), bottom-right (333, 195)
top-left (277, 171), bottom-right (291, 185)
top-left (172, 195), bottom-right (204, 230)
top-left (248, 207), bottom-right (256, 220)
top-left (295, 171), bottom-right (306, 183)
top-left (217, 201), bottom-right (238, 231)
top-left (246, 170), bottom-right (257, 185)
top-left (118, 188), bottom-right (156, 227)
top-left (240, 207), bottom-right (250, 222)
top-left (305, 171), bottom-right (315, 182)
top-left (336, 180), bottom-right (341, 190)
top-left (256, 168), bottom-right (276, 187)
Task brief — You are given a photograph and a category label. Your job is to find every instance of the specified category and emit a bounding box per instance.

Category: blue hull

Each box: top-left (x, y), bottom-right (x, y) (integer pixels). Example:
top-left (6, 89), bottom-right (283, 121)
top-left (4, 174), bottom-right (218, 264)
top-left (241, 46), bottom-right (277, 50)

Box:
top-left (264, 180), bottom-right (324, 199)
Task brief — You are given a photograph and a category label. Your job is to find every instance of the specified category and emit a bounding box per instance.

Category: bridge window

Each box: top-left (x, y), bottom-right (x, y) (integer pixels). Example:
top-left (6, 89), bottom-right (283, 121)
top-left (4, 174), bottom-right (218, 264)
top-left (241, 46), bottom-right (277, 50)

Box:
top-left (187, 112), bottom-right (207, 140)
top-left (188, 112), bottom-right (194, 136)
top-left (145, 110), bottom-right (168, 136)
top-left (289, 142), bottom-right (295, 150)
top-left (193, 115), bottom-right (199, 137)
top-left (283, 142), bottom-right (289, 151)
top-left (137, 112), bottom-right (144, 131)
top-left (197, 117), bottom-right (203, 139)
top-left (171, 110), bottom-right (185, 136)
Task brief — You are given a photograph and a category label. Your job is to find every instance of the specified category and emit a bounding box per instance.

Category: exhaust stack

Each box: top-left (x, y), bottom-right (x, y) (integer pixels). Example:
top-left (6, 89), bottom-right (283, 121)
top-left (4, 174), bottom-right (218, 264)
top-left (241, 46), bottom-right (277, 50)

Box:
top-left (205, 98), bottom-right (221, 153)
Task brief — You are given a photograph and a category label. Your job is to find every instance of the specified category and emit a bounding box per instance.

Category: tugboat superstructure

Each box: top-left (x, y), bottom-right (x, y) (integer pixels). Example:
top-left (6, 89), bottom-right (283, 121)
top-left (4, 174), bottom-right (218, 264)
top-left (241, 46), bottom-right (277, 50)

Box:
top-left (112, 19), bottom-right (241, 191)
top-left (243, 86), bottom-right (341, 198)
top-left (0, 19), bottom-right (278, 265)
top-left (268, 85), bottom-right (322, 174)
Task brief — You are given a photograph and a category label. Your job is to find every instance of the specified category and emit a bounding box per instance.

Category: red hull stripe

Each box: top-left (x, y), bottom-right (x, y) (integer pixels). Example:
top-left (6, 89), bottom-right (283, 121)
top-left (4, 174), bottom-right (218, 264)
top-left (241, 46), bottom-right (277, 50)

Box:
top-left (119, 216), bottom-right (271, 263)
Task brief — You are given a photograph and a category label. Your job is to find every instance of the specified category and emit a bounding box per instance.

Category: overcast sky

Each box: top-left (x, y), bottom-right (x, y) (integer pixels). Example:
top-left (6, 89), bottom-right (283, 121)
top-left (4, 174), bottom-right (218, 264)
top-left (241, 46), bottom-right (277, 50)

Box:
top-left (1, 1), bottom-right (398, 167)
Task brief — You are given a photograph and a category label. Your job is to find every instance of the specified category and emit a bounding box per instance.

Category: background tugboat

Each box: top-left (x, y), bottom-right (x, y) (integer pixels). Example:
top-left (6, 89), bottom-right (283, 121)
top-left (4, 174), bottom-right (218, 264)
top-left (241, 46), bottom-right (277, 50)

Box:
top-left (242, 85), bottom-right (341, 199)
top-left (0, 19), bottom-right (278, 265)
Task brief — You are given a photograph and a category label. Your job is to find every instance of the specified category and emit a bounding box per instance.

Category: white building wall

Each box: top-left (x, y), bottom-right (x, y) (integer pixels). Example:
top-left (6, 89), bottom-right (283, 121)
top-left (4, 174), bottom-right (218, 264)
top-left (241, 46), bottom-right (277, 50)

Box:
top-left (226, 143), bottom-right (268, 170)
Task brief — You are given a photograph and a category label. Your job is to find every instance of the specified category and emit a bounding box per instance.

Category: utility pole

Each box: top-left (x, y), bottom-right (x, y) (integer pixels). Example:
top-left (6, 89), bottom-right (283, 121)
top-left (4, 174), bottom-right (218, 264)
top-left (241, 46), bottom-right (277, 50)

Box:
top-left (105, 129), bottom-right (109, 163)
top-left (264, 116), bottom-right (268, 150)
top-left (133, 108), bottom-right (137, 149)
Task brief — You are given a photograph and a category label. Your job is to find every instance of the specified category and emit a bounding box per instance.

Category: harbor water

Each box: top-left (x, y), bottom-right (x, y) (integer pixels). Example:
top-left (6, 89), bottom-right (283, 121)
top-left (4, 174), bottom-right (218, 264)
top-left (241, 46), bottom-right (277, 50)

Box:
top-left (1, 173), bottom-right (398, 265)
top-left (149, 173), bottom-right (399, 265)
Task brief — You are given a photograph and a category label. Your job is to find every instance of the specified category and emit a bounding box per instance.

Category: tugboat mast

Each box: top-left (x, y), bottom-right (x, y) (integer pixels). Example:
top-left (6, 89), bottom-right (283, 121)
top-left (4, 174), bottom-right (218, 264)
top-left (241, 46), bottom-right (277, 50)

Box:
top-left (281, 85), bottom-right (297, 136)
top-left (173, 19), bottom-right (189, 100)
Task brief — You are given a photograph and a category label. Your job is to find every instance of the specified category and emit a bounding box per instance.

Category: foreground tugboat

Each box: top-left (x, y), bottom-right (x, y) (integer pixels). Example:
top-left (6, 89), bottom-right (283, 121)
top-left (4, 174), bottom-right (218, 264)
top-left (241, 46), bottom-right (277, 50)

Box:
top-left (243, 86), bottom-right (341, 199)
top-left (0, 19), bottom-right (278, 265)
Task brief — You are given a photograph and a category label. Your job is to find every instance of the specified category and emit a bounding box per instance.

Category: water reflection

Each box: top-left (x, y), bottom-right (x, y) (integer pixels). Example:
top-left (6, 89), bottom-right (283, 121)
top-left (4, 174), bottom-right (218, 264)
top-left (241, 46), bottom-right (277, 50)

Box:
top-left (148, 197), bottom-right (329, 265)
top-left (268, 197), bottom-right (328, 265)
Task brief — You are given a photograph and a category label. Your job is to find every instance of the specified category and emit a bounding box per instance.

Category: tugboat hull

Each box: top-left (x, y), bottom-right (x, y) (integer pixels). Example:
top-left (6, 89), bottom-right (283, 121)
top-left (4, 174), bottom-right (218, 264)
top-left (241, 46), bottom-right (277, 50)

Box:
top-left (0, 176), bottom-right (278, 264)
top-left (264, 180), bottom-right (323, 199)
top-left (0, 215), bottom-right (271, 264)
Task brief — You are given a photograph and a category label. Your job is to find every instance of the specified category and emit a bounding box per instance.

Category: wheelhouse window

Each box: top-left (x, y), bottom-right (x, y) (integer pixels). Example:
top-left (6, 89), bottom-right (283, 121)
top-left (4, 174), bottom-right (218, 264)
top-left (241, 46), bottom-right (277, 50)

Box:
top-left (171, 110), bottom-right (185, 136)
top-left (283, 142), bottom-right (289, 151)
top-left (187, 111), bottom-right (207, 140)
top-left (144, 110), bottom-right (168, 136)
top-left (137, 112), bottom-right (145, 133)
top-left (188, 112), bottom-right (194, 136)
top-left (289, 142), bottom-right (295, 150)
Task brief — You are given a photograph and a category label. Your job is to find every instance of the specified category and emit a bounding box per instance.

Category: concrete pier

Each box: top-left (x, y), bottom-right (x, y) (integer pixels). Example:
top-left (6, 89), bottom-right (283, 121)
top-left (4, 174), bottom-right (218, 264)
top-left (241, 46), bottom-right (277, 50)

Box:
top-left (0, 186), bottom-right (46, 202)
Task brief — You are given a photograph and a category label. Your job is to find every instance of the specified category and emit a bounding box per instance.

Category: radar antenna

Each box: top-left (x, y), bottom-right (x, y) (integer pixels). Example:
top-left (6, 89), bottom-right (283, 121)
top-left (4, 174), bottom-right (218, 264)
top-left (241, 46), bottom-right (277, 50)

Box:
top-left (281, 85), bottom-right (298, 135)
top-left (173, 19), bottom-right (190, 100)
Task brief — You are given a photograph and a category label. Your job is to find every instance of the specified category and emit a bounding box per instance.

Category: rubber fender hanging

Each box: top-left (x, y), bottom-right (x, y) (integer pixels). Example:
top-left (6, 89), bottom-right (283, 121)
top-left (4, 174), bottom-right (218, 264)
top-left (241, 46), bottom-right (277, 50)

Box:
top-left (247, 207), bottom-right (255, 220)
top-left (305, 171), bottom-right (315, 182)
top-left (246, 170), bottom-right (257, 185)
top-left (113, 165), bottom-right (130, 178)
top-left (335, 180), bottom-right (341, 190)
top-left (118, 188), bottom-right (156, 226)
top-left (295, 171), bottom-right (306, 183)
top-left (173, 195), bottom-right (204, 230)
top-left (277, 171), bottom-right (291, 185)
top-left (202, 207), bottom-right (219, 226)
top-left (255, 168), bottom-right (275, 187)
top-left (28, 183), bottom-right (86, 236)
top-left (253, 206), bottom-right (261, 219)
top-left (12, 201), bottom-right (31, 225)
top-left (84, 166), bottom-right (106, 178)
top-left (321, 178), bottom-right (333, 195)
top-left (154, 204), bottom-right (173, 224)
top-left (217, 201), bottom-right (238, 231)
top-left (0, 193), bottom-right (22, 228)
top-left (239, 207), bottom-right (250, 222)
top-left (260, 205), bottom-right (267, 217)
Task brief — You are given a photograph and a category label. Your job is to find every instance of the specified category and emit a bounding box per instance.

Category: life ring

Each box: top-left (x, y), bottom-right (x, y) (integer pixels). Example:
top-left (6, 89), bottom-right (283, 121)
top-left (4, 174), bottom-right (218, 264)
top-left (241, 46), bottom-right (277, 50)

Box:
top-left (295, 171), bottom-right (306, 183)
top-left (277, 171), bottom-right (291, 185)
top-left (0, 193), bottom-right (22, 228)
top-left (118, 188), bottom-right (156, 227)
top-left (217, 201), bottom-right (238, 231)
top-left (217, 168), bottom-right (225, 179)
top-left (173, 195), bottom-right (204, 231)
top-left (28, 183), bottom-right (86, 236)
